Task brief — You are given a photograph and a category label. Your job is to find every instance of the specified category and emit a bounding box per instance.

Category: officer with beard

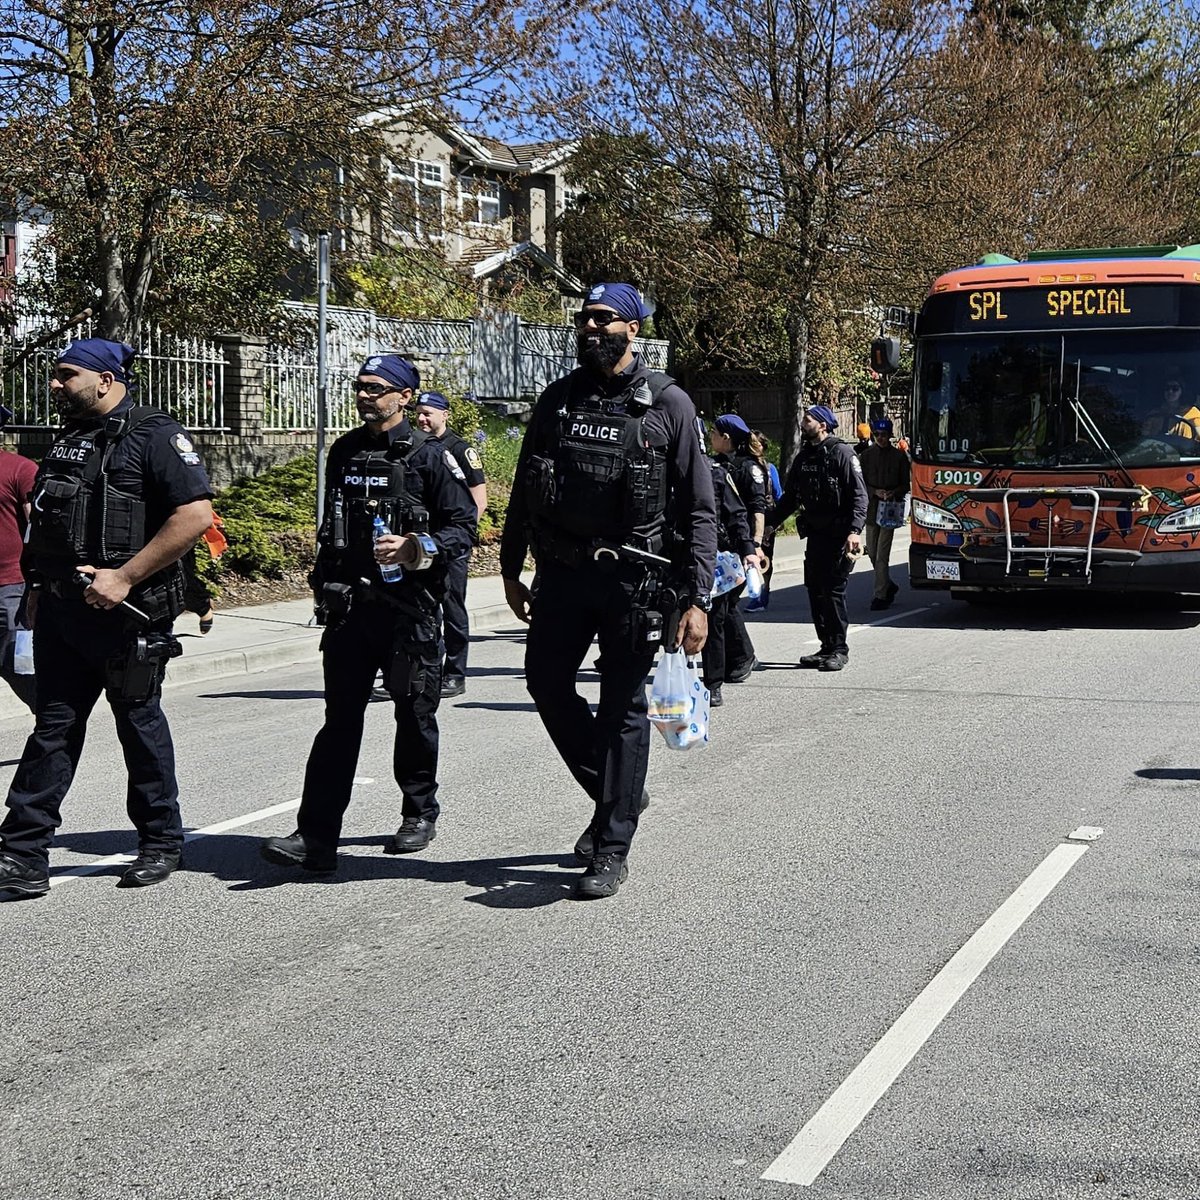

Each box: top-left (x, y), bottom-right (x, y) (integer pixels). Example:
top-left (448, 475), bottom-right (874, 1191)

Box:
top-left (769, 404), bottom-right (867, 672)
top-left (0, 339), bottom-right (213, 897)
top-left (500, 282), bottom-right (717, 899)
top-left (261, 355), bottom-right (476, 875)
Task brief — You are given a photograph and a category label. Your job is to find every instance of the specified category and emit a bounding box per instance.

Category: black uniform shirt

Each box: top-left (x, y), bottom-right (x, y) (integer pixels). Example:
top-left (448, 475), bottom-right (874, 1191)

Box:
top-left (725, 450), bottom-right (768, 516)
top-left (432, 428), bottom-right (486, 489)
top-left (501, 354), bottom-right (717, 600)
top-left (772, 435), bottom-right (868, 534)
top-left (711, 459), bottom-right (756, 558)
top-left (42, 395), bottom-right (213, 534)
top-left (320, 419), bottom-right (477, 578)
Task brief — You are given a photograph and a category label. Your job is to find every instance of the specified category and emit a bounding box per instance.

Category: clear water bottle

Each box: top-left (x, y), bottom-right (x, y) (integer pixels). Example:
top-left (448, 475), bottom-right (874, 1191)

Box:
top-left (744, 561), bottom-right (764, 600)
top-left (372, 515), bottom-right (404, 583)
top-left (13, 628), bottom-right (33, 675)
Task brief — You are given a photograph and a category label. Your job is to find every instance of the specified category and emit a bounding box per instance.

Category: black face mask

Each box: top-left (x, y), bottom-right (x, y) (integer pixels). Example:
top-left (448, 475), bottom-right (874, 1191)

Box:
top-left (576, 330), bottom-right (628, 372)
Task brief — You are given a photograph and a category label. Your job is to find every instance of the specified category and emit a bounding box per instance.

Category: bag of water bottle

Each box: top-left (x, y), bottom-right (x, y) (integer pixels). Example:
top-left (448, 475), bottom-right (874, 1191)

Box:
top-left (647, 649), bottom-right (710, 751)
top-left (712, 550), bottom-right (746, 597)
top-left (877, 498), bottom-right (908, 529)
top-left (13, 628), bottom-right (33, 675)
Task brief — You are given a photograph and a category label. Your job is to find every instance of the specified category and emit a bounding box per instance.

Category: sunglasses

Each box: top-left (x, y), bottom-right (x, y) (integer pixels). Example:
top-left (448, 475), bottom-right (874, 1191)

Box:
top-left (572, 310), bottom-right (628, 329)
top-left (354, 382), bottom-right (401, 397)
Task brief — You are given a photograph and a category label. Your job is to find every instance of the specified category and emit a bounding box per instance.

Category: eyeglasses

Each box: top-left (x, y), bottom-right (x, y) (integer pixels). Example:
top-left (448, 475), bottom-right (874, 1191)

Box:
top-left (572, 310), bottom-right (627, 329)
top-left (354, 382), bottom-right (399, 397)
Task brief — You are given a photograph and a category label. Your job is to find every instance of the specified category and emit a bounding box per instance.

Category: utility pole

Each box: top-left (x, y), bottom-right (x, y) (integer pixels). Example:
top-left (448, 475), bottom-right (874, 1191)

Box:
top-left (315, 230), bottom-right (330, 531)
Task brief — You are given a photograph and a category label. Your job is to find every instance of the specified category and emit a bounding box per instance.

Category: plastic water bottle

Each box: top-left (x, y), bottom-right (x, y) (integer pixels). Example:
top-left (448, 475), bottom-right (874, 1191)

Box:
top-left (744, 561), bottom-right (764, 600)
top-left (13, 628), bottom-right (33, 675)
top-left (372, 515), bottom-right (404, 583)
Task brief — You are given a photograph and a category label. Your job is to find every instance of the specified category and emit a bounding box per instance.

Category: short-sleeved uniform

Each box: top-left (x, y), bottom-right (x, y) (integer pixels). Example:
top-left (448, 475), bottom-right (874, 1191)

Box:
top-left (297, 419), bottom-right (477, 848)
top-left (500, 355), bottom-right (717, 861)
top-left (0, 397), bottom-right (213, 869)
top-left (427, 428), bottom-right (484, 685)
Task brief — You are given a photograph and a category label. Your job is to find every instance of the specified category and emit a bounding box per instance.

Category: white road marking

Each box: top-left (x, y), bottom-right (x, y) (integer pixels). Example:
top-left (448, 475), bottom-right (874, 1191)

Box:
top-left (796, 606), bottom-right (936, 648)
top-left (48, 777), bottom-right (376, 888)
top-left (761, 838), bottom-right (1091, 1187)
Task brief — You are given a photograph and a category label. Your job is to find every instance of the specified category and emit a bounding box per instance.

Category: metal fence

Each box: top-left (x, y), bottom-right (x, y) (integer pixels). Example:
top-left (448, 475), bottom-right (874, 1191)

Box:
top-left (1, 319), bottom-right (227, 430)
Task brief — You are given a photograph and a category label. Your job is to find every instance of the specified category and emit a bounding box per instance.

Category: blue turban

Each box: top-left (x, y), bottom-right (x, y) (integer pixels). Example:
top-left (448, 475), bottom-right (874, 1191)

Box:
top-left (358, 354), bottom-right (419, 393)
top-left (807, 404), bottom-right (838, 430)
top-left (872, 417), bottom-right (894, 434)
top-left (714, 413), bottom-right (751, 443)
top-left (417, 391), bottom-right (449, 411)
top-left (583, 282), bottom-right (651, 323)
top-left (58, 338), bottom-right (136, 383)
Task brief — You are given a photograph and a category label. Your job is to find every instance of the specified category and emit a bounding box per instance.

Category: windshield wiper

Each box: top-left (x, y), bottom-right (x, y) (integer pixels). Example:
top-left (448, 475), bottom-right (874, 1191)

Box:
top-left (1068, 395), bottom-right (1127, 476)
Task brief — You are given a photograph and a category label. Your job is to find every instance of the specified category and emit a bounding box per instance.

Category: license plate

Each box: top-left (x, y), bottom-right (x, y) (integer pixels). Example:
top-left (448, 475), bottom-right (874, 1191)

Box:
top-left (926, 559), bottom-right (961, 581)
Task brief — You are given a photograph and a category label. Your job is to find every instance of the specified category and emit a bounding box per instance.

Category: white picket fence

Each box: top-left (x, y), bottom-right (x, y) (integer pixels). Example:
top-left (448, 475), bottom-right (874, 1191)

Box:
top-left (1, 320), bottom-right (226, 429)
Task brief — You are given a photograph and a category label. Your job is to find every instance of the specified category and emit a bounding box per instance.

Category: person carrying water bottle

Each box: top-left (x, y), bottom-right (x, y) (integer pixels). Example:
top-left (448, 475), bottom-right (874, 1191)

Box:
top-left (260, 354), bottom-right (476, 876)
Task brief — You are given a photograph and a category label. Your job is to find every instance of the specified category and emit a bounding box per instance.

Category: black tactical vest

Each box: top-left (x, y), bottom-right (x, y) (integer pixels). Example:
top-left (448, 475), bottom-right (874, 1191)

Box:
top-left (795, 437), bottom-right (846, 521)
top-left (525, 371), bottom-right (671, 550)
top-left (326, 432), bottom-right (431, 579)
top-left (27, 406), bottom-right (161, 580)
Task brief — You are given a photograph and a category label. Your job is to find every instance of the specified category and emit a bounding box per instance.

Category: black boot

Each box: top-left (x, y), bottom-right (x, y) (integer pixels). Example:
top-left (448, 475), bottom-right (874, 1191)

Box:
top-left (117, 849), bottom-right (183, 888)
top-left (576, 853), bottom-right (629, 899)
top-left (387, 816), bottom-right (437, 853)
top-left (261, 831), bottom-right (337, 873)
top-left (0, 850), bottom-right (49, 898)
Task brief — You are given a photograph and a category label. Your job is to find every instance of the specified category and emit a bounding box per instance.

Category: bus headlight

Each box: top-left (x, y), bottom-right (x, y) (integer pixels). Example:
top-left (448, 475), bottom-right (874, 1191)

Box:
top-left (911, 499), bottom-right (962, 531)
top-left (1157, 505), bottom-right (1200, 533)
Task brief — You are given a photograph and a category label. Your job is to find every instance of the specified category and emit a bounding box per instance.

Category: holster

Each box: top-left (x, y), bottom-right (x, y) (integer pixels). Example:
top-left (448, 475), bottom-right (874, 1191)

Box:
top-left (105, 631), bottom-right (183, 702)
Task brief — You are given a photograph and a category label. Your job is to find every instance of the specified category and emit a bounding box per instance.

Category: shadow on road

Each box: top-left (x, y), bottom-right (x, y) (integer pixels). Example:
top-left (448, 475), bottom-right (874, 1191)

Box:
top-left (1135, 767), bottom-right (1200, 781)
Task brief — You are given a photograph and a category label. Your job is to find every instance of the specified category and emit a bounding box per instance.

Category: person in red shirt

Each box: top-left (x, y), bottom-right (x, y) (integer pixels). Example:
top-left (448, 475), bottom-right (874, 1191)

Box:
top-left (0, 445), bottom-right (38, 711)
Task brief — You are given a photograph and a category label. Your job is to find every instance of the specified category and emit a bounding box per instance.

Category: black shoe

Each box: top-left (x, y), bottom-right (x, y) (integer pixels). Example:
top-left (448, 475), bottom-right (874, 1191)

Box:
top-left (261, 831), bottom-right (337, 873)
top-left (709, 685), bottom-right (723, 707)
top-left (440, 676), bottom-right (466, 698)
top-left (117, 849), bottom-right (182, 888)
top-left (819, 652), bottom-right (849, 671)
top-left (576, 852), bottom-right (629, 899)
top-left (726, 656), bottom-right (758, 683)
top-left (0, 850), bottom-right (49, 897)
top-left (870, 597), bottom-right (890, 611)
top-left (798, 652), bottom-right (828, 668)
top-left (573, 789), bottom-right (649, 863)
top-left (387, 816), bottom-right (437, 854)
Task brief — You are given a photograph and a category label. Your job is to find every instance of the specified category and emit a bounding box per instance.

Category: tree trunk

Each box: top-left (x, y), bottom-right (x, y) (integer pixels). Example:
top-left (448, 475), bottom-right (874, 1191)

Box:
top-left (781, 306), bottom-right (809, 472)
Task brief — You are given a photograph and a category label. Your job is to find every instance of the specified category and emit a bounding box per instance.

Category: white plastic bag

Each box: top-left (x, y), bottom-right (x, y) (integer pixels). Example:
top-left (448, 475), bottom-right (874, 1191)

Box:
top-left (877, 498), bottom-right (908, 529)
top-left (647, 649), bottom-right (710, 751)
top-left (13, 628), bottom-right (33, 675)
top-left (712, 550), bottom-right (746, 597)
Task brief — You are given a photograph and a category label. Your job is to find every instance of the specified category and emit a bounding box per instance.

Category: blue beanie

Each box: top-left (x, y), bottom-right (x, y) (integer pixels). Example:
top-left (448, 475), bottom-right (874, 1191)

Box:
top-left (714, 413), bottom-right (751, 443)
top-left (58, 338), bottom-right (136, 383)
top-left (583, 282), bottom-right (651, 323)
top-left (807, 404), bottom-right (837, 430)
top-left (358, 354), bottom-right (420, 393)
top-left (418, 391), bottom-right (449, 411)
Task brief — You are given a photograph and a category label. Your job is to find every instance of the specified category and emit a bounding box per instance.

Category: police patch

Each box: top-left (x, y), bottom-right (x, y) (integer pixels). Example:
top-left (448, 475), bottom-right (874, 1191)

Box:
top-left (365, 356), bottom-right (382, 372)
top-left (444, 449), bottom-right (466, 481)
top-left (851, 455), bottom-right (863, 474)
top-left (750, 465), bottom-right (764, 485)
top-left (172, 432), bottom-right (201, 465)
top-left (465, 447), bottom-right (483, 471)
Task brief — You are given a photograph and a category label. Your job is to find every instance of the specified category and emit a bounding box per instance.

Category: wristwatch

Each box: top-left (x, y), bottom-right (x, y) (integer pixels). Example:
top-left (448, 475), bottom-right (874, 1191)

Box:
top-left (687, 593), bottom-right (714, 613)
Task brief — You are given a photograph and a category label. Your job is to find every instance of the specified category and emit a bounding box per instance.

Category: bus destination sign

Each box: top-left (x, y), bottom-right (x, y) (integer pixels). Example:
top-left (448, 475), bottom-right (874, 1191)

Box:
top-left (921, 283), bottom-right (1185, 333)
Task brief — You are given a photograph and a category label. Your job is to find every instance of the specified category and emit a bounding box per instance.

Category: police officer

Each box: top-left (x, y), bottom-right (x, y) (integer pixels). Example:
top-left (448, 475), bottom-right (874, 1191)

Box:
top-left (501, 282), bottom-right (717, 900)
top-left (413, 390), bottom-right (486, 698)
top-left (261, 355), bottom-right (476, 875)
top-left (0, 338), bottom-right (214, 897)
top-left (770, 404), bottom-right (867, 672)
top-left (702, 421), bottom-right (760, 708)
top-left (710, 413), bottom-right (766, 682)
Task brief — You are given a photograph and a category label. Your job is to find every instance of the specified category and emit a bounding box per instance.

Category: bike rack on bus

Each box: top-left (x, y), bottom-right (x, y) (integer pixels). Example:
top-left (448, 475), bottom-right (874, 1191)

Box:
top-left (962, 486), bottom-right (1144, 582)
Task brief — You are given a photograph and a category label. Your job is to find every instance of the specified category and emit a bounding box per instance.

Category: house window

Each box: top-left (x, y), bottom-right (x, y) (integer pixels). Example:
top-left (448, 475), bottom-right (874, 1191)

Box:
top-left (560, 185), bottom-right (581, 212)
top-left (389, 158), bottom-right (445, 238)
top-left (460, 177), bottom-right (501, 226)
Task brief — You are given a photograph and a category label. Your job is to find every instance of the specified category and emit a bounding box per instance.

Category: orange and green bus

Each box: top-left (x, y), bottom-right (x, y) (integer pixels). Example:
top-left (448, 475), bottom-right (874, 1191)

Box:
top-left (903, 245), bottom-right (1200, 597)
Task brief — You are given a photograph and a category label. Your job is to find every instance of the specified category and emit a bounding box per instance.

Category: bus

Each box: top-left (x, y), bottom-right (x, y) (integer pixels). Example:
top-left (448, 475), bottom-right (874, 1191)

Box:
top-left (894, 245), bottom-right (1200, 598)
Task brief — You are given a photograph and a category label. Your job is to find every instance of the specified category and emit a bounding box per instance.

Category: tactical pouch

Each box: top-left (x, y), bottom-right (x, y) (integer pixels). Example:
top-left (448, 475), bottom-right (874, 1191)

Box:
top-left (320, 582), bottom-right (354, 624)
top-left (28, 476), bottom-right (89, 560)
top-left (106, 632), bottom-right (182, 702)
top-left (100, 488), bottom-right (147, 561)
top-left (132, 566), bottom-right (186, 625)
top-left (523, 455), bottom-right (557, 517)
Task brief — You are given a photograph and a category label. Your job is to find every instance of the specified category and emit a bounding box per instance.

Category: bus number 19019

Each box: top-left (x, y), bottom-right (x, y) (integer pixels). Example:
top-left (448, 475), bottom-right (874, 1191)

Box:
top-left (933, 469), bottom-right (984, 486)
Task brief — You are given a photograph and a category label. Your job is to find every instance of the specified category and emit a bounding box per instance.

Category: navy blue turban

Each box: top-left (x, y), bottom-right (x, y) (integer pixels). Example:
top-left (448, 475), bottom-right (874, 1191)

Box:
top-left (358, 354), bottom-right (420, 393)
top-left (714, 413), bottom-right (751, 443)
top-left (583, 282), bottom-right (651, 323)
top-left (807, 404), bottom-right (838, 430)
top-left (418, 391), bottom-right (449, 411)
top-left (58, 338), bottom-right (136, 383)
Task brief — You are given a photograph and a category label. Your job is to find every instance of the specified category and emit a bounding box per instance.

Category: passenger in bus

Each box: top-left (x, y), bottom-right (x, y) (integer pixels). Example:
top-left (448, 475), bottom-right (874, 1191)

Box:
top-left (1164, 380), bottom-right (1200, 440)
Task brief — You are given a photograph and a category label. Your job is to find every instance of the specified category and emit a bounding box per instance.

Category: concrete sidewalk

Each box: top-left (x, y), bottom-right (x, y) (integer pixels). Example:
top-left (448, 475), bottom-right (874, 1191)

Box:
top-left (0, 534), bottom-right (813, 721)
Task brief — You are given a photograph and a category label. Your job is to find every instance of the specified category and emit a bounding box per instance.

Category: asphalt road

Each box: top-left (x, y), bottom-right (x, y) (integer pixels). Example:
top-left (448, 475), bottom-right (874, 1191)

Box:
top-left (2, 559), bottom-right (1198, 1200)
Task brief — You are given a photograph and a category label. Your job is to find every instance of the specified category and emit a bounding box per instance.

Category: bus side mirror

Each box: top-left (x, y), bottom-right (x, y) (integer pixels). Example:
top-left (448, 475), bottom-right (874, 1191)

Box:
top-left (870, 336), bottom-right (901, 375)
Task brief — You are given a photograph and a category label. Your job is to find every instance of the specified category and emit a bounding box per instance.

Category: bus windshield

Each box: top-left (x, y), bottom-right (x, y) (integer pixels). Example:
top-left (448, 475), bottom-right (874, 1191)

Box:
top-left (915, 329), bottom-right (1200, 468)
